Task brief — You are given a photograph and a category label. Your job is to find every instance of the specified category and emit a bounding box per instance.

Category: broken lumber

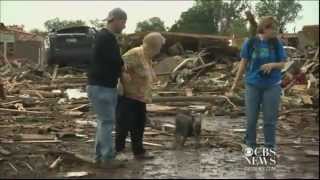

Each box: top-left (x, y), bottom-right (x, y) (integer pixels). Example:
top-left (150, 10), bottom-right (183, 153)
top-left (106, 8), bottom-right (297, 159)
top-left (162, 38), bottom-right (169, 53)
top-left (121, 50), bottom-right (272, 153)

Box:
top-left (1, 100), bottom-right (22, 106)
top-left (70, 103), bottom-right (89, 111)
top-left (8, 162), bottom-right (18, 173)
top-left (20, 90), bottom-right (62, 98)
top-left (156, 72), bottom-right (172, 76)
top-left (53, 77), bottom-right (87, 83)
top-left (51, 64), bottom-right (59, 83)
top-left (16, 134), bottom-right (56, 141)
top-left (33, 83), bottom-right (85, 91)
top-left (11, 140), bottom-right (62, 143)
top-left (0, 108), bottom-right (52, 115)
top-left (279, 108), bottom-right (314, 116)
top-left (65, 172), bottom-right (89, 178)
top-left (152, 95), bottom-right (238, 108)
top-left (147, 104), bottom-right (177, 112)
top-left (63, 111), bottom-right (84, 117)
top-left (191, 61), bottom-right (216, 72)
top-left (125, 139), bottom-right (163, 147)
top-left (22, 161), bottom-right (34, 171)
top-left (152, 95), bottom-right (222, 102)
top-left (0, 146), bottom-right (11, 155)
top-left (49, 156), bottom-right (63, 169)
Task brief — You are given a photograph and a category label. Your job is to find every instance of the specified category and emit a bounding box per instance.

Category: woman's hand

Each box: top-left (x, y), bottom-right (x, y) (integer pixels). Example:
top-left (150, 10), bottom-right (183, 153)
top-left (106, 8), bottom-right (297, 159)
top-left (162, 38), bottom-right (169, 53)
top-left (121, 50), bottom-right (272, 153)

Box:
top-left (121, 72), bottom-right (131, 82)
top-left (261, 62), bottom-right (286, 74)
top-left (122, 63), bottom-right (129, 72)
top-left (260, 63), bottom-right (275, 74)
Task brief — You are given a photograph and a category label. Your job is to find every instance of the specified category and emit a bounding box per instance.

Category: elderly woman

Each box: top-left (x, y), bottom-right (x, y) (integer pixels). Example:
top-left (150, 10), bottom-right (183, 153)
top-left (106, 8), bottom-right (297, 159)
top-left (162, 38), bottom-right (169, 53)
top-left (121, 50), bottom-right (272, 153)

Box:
top-left (116, 32), bottom-right (165, 160)
top-left (229, 16), bottom-right (287, 153)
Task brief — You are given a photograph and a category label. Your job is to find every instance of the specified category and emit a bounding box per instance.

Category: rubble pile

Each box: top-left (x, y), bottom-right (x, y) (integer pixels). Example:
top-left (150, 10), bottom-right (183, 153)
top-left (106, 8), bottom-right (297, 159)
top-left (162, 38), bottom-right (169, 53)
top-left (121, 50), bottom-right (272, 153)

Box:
top-left (0, 32), bottom-right (318, 178)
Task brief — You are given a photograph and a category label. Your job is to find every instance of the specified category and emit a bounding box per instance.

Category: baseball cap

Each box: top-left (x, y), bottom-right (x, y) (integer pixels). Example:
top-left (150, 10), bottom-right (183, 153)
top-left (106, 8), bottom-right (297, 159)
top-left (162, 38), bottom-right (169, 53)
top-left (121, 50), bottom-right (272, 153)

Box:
top-left (103, 8), bottom-right (127, 22)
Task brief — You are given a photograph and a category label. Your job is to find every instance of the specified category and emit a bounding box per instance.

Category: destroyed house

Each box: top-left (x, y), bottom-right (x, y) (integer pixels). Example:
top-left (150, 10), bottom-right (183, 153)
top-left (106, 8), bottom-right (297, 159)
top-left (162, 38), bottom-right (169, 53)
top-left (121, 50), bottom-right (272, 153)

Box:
top-left (123, 31), bottom-right (230, 52)
top-left (280, 25), bottom-right (319, 50)
top-left (122, 31), bottom-right (239, 62)
top-left (0, 24), bottom-right (45, 63)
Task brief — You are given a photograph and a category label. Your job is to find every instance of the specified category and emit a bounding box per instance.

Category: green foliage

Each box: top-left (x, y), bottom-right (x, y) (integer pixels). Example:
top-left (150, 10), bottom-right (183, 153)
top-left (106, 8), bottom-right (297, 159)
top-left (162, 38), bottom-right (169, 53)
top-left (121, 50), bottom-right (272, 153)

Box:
top-left (89, 19), bottom-right (105, 30)
top-left (170, 0), bottom-right (249, 35)
top-left (29, 28), bottom-right (48, 36)
top-left (44, 18), bottom-right (86, 32)
top-left (170, 5), bottom-right (216, 34)
top-left (135, 17), bottom-right (166, 33)
top-left (255, 0), bottom-right (302, 32)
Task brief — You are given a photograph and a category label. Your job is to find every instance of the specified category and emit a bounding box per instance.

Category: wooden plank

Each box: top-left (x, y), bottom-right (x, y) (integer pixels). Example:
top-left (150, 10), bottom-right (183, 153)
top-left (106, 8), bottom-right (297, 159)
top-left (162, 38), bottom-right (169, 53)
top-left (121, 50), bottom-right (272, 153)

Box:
top-left (70, 104), bottom-right (89, 111)
top-left (147, 104), bottom-right (177, 112)
top-left (126, 139), bottom-right (163, 147)
top-left (16, 134), bottom-right (56, 141)
top-left (0, 108), bottom-right (51, 115)
top-left (2, 140), bottom-right (62, 143)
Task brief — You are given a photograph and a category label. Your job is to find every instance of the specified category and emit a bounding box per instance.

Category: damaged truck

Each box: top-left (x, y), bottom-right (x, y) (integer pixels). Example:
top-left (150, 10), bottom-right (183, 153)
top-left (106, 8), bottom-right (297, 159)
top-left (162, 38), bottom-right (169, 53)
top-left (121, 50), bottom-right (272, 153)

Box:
top-left (46, 26), bottom-right (97, 67)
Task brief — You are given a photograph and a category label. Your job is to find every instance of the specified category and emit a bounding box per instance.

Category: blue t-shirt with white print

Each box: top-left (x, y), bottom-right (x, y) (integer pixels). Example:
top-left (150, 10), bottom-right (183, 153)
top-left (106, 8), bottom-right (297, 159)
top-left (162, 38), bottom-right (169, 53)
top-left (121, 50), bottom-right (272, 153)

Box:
top-left (240, 38), bottom-right (287, 87)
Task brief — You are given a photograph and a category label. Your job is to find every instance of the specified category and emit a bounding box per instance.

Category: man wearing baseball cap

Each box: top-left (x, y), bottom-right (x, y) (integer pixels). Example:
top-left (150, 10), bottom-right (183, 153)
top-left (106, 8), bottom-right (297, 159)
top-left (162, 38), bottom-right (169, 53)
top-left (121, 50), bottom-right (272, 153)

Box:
top-left (87, 8), bottom-right (127, 168)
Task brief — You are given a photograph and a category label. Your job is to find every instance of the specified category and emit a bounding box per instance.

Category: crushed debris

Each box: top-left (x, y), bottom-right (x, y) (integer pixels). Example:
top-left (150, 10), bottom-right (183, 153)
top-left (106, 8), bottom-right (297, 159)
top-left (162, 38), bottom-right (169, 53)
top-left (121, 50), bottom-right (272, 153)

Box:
top-left (0, 31), bottom-right (319, 178)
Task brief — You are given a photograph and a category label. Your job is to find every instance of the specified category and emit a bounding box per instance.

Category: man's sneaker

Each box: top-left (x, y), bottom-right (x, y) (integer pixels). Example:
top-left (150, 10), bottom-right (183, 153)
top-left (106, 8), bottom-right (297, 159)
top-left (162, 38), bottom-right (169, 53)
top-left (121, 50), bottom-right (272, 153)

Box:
top-left (134, 152), bottom-right (154, 160)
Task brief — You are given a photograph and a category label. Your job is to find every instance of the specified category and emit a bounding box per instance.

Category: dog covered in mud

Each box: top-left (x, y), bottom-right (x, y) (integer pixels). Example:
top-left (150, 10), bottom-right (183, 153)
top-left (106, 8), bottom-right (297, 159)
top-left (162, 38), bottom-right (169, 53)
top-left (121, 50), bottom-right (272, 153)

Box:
top-left (175, 109), bottom-right (202, 149)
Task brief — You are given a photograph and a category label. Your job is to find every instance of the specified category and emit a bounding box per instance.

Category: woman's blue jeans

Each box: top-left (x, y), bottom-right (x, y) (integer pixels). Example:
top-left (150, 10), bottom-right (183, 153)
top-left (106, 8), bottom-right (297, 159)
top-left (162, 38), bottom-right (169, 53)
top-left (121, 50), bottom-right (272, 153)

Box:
top-left (245, 84), bottom-right (281, 150)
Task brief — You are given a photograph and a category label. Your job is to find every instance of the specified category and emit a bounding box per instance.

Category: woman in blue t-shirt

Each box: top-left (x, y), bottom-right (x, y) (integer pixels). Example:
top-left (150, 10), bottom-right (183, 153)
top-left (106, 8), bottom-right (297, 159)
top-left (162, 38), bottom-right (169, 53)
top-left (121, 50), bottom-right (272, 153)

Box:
top-left (229, 16), bottom-right (287, 152)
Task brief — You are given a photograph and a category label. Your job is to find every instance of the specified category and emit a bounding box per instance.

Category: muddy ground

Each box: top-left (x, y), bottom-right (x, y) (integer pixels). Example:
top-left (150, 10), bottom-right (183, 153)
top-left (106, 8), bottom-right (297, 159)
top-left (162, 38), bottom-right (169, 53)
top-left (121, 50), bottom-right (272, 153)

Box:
top-left (0, 61), bottom-right (319, 179)
top-left (0, 113), bottom-right (318, 179)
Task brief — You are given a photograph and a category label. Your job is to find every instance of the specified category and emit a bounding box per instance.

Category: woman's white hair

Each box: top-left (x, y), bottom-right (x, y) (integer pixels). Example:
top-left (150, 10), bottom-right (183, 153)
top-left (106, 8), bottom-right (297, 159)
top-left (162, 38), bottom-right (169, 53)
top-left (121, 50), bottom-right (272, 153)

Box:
top-left (142, 32), bottom-right (166, 47)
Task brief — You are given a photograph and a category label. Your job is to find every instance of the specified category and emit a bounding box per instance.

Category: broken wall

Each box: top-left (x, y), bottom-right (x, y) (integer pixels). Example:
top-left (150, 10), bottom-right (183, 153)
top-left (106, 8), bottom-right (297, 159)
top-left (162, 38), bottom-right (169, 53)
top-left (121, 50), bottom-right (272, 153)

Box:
top-left (297, 25), bottom-right (319, 49)
top-left (14, 41), bottom-right (42, 62)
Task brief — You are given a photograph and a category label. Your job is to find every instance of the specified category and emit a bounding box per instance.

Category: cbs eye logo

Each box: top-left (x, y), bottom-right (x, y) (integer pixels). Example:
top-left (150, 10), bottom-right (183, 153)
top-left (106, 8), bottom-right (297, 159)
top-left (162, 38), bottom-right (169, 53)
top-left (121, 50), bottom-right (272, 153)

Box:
top-left (244, 147), bottom-right (254, 157)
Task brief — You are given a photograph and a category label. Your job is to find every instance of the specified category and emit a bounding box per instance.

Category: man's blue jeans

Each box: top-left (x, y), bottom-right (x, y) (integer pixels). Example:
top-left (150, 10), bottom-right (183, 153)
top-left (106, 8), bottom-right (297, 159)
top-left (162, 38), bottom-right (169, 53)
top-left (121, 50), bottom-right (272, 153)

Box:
top-left (87, 85), bottom-right (117, 162)
top-left (245, 84), bottom-right (281, 150)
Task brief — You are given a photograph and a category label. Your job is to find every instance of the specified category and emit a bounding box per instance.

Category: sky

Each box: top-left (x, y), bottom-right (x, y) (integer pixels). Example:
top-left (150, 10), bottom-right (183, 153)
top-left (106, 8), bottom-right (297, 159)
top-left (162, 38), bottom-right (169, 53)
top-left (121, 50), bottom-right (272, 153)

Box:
top-left (0, 0), bottom-right (319, 34)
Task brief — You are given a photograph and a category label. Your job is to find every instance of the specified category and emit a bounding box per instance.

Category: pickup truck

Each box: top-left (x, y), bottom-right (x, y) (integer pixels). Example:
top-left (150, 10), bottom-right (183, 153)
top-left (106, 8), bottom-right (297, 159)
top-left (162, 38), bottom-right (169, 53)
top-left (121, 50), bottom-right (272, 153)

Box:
top-left (46, 26), bottom-right (97, 67)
